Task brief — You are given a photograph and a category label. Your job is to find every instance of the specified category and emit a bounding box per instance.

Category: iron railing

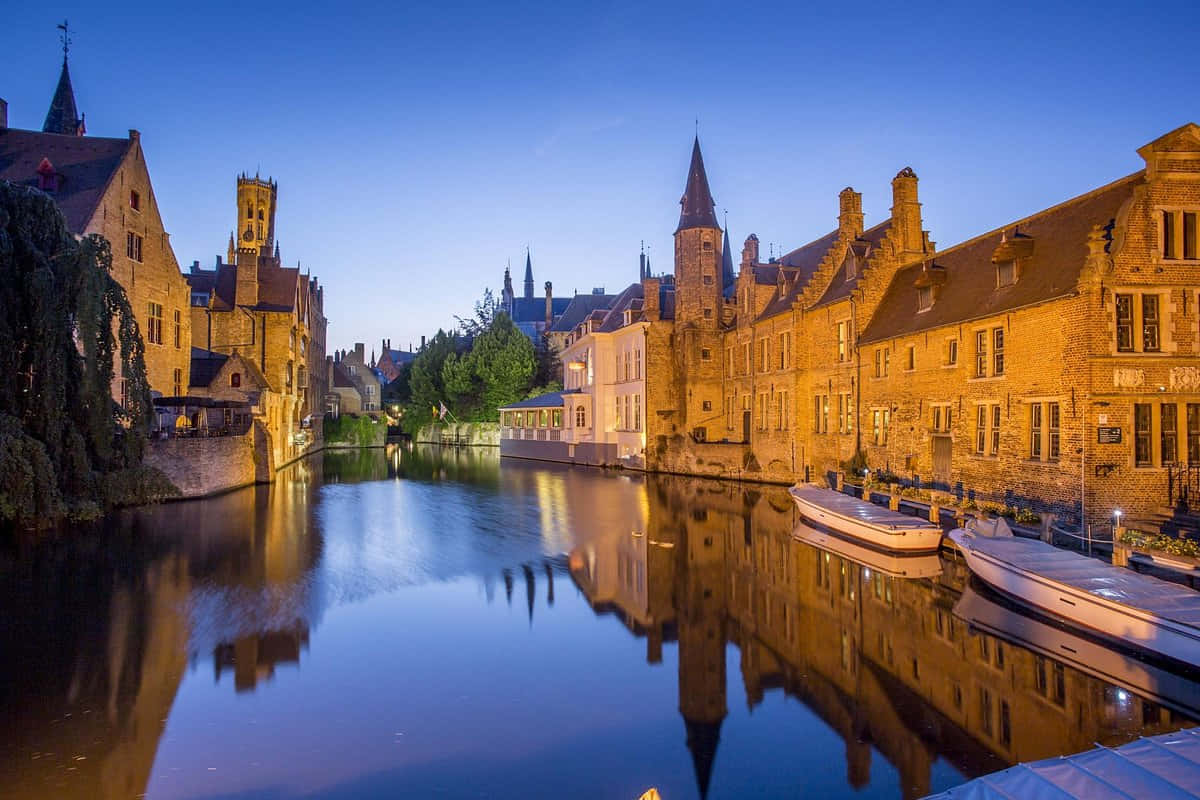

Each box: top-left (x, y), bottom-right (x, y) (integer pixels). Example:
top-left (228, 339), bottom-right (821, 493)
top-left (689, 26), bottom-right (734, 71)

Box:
top-left (1167, 464), bottom-right (1200, 512)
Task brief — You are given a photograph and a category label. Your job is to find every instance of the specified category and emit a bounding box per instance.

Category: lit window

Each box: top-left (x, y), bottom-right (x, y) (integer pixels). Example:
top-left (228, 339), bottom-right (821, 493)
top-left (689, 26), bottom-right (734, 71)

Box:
top-left (146, 302), bottom-right (163, 345)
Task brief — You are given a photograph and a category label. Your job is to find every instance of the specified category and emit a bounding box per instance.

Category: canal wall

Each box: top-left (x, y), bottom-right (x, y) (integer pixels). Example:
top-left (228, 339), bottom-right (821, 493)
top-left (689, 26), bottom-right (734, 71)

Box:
top-left (323, 414), bottom-right (387, 449)
top-left (144, 425), bottom-right (270, 498)
top-left (416, 422), bottom-right (500, 447)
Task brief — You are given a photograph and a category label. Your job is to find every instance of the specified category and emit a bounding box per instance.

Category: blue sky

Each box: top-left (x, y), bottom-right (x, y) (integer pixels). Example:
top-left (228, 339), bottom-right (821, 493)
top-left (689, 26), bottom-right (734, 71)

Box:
top-left (2, 1), bottom-right (1195, 354)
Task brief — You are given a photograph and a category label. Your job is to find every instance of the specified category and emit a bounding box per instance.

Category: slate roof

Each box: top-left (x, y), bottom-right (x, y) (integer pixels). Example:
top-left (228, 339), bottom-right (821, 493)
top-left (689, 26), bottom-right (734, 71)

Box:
top-left (596, 283), bottom-right (646, 332)
top-left (185, 259), bottom-right (302, 313)
top-left (331, 361), bottom-right (357, 389)
top-left (507, 295), bottom-right (572, 324)
top-left (676, 136), bottom-right (719, 232)
top-left (189, 348), bottom-right (228, 388)
top-left (549, 293), bottom-right (616, 332)
top-left (43, 59), bottom-right (84, 136)
top-left (860, 172), bottom-right (1140, 345)
top-left (0, 127), bottom-right (130, 231)
top-left (381, 348), bottom-right (416, 366)
top-left (499, 389), bottom-right (581, 410)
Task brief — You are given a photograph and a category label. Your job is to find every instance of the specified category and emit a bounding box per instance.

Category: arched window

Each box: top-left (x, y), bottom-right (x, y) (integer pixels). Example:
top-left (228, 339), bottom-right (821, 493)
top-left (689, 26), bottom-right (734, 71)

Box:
top-left (246, 205), bottom-right (253, 219)
top-left (258, 208), bottom-right (264, 221)
top-left (575, 405), bottom-right (586, 428)
top-left (230, 372), bottom-right (242, 388)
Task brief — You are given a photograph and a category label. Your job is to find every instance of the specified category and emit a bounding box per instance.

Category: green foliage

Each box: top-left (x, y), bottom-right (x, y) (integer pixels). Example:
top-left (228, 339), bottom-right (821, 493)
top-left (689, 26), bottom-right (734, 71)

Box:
top-left (324, 413), bottom-right (383, 446)
top-left (525, 380), bottom-right (562, 400)
top-left (1120, 529), bottom-right (1200, 559)
top-left (0, 183), bottom-right (162, 527)
top-left (405, 330), bottom-right (462, 434)
top-left (453, 288), bottom-right (497, 338)
top-left (439, 313), bottom-right (535, 422)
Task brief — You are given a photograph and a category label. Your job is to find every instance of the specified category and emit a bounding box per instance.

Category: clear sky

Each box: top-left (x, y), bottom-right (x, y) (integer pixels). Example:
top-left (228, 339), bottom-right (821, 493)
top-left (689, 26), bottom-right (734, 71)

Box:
top-left (2, 0), bottom-right (1195, 355)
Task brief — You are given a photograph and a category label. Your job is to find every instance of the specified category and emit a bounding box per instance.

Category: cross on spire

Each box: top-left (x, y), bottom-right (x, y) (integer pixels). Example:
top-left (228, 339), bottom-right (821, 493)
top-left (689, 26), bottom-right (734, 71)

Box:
top-left (57, 19), bottom-right (71, 59)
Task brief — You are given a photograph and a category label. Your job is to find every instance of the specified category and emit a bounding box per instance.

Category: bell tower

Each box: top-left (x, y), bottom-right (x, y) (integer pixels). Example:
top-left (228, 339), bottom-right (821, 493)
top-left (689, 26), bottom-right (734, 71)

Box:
top-left (235, 173), bottom-right (278, 256)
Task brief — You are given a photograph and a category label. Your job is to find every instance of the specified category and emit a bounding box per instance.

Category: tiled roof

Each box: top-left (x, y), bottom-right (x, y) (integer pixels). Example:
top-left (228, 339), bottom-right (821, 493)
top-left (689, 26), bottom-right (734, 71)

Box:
top-left (549, 293), bottom-right (616, 332)
top-left (189, 348), bottom-right (227, 388)
top-left (185, 259), bottom-right (302, 313)
top-left (499, 389), bottom-right (581, 410)
top-left (860, 172), bottom-right (1140, 345)
top-left (676, 136), bottom-right (719, 232)
top-left (43, 59), bottom-right (84, 136)
top-left (597, 283), bottom-right (645, 332)
top-left (0, 128), bottom-right (130, 232)
top-left (331, 361), bottom-right (356, 389)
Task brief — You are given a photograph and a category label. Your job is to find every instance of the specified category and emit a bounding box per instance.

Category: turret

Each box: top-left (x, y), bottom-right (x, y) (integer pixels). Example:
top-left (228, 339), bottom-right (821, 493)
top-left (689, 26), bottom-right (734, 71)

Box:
top-left (235, 173), bottom-right (278, 256)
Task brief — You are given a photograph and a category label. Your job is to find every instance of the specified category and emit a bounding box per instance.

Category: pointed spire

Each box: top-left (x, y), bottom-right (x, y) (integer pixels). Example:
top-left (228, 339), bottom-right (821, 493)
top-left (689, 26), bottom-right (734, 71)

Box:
top-left (43, 57), bottom-right (84, 136)
top-left (274, 240), bottom-right (281, 261)
top-left (523, 248), bottom-right (534, 300)
top-left (227, 232), bottom-right (236, 264)
top-left (721, 214), bottom-right (735, 293)
top-left (676, 136), bottom-right (718, 233)
top-left (685, 718), bottom-right (722, 800)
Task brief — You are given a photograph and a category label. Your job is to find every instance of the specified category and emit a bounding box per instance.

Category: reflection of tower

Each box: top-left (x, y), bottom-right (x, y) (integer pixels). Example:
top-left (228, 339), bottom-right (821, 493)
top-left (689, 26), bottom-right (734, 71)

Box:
top-left (676, 510), bottom-right (727, 800)
top-left (523, 564), bottom-right (536, 624)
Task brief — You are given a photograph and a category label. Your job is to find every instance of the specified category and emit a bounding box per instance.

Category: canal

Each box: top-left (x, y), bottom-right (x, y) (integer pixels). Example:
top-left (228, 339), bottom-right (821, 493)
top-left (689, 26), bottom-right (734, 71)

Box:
top-left (1, 445), bottom-right (1196, 799)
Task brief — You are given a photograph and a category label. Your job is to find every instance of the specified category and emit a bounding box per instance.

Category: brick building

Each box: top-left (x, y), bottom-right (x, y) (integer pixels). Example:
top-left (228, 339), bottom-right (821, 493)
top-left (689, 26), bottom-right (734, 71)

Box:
top-left (645, 126), bottom-right (1200, 528)
top-left (0, 54), bottom-right (192, 404)
top-left (185, 174), bottom-right (328, 466)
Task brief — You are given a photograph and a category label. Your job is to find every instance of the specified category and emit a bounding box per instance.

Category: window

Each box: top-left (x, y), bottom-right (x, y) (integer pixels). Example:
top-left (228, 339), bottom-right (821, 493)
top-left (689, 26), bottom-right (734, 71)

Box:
top-left (931, 404), bottom-right (952, 432)
top-left (701, 399), bottom-right (712, 412)
top-left (1000, 701), bottom-right (1012, 748)
top-left (703, 307), bottom-right (712, 319)
top-left (778, 332), bottom-right (790, 369)
top-left (777, 391), bottom-right (790, 430)
top-left (917, 285), bottom-right (933, 312)
top-left (701, 348), bottom-right (711, 360)
top-left (1185, 212), bottom-right (1198, 260)
top-left (172, 368), bottom-right (182, 396)
top-left (906, 345), bottom-right (916, 371)
top-left (836, 321), bottom-right (849, 362)
top-left (702, 241), bottom-right (713, 251)
top-left (814, 395), bottom-right (829, 433)
top-left (634, 349), bottom-right (641, 379)
top-left (1164, 210), bottom-right (1177, 259)
top-left (634, 395), bottom-right (641, 430)
top-left (551, 409), bottom-right (562, 428)
top-left (1162, 403), bottom-right (1178, 465)
top-left (1048, 402), bottom-right (1060, 460)
top-left (1115, 294), bottom-right (1134, 352)
top-left (1135, 403), bottom-right (1152, 467)
top-left (1142, 294), bottom-right (1160, 352)
top-left (1189, 404), bottom-right (1200, 464)
top-left (992, 405), bottom-right (1001, 454)
top-left (975, 330), bottom-right (987, 377)
top-left (992, 328), bottom-right (1004, 376)
top-left (980, 688), bottom-right (994, 737)
top-left (625, 396), bottom-right (631, 430)
top-left (872, 409), bottom-right (890, 446)
top-left (247, 205), bottom-right (253, 219)
top-left (996, 259), bottom-right (1015, 287)
top-left (702, 274), bottom-right (714, 285)
top-left (976, 403), bottom-right (1000, 456)
top-left (191, 292), bottom-right (209, 307)
top-left (743, 342), bottom-right (751, 374)
top-left (758, 392), bottom-right (769, 431)
top-left (838, 392), bottom-right (854, 434)
top-left (947, 339), bottom-right (958, 366)
top-left (230, 372), bottom-right (241, 388)
top-left (146, 302), bottom-right (163, 345)
top-left (575, 406), bottom-right (586, 428)
top-left (1030, 403), bottom-right (1042, 459)
top-left (129, 190), bottom-right (141, 211)
top-left (173, 309), bottom-right (182, 349)
top-left (126, 232), bottom-right (143, 262)
top-left (119, 378), bottom-right (129, 409)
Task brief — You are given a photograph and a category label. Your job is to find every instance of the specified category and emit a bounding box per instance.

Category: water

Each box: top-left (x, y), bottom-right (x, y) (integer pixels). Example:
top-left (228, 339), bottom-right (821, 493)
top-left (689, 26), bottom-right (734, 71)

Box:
top-left (1, 445), bottom-right (1195, 800)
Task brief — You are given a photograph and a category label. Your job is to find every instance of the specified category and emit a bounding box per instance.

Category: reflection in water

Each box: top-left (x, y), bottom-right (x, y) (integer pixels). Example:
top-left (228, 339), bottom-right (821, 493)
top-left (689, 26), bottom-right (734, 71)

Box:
top-left (0, 445), bottom-right (1194, 799)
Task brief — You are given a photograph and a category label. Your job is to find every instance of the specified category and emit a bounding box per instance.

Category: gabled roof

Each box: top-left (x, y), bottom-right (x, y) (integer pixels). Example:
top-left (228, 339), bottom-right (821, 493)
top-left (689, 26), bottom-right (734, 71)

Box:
top-left (0, 128), bottom-right (130, 231)
top-left (185, 258), bottom-right (303, 313)
top-left (189, 348), bottom-right (228, 388)
top-left (507, 295), bottom-right (572, 324)
top-left (597, 283), bottom-right (645, 332)
top-left (809, 220), bottom-right (893, 308)
top-left (43, 59), bottom-right (84, 136)
top-left (860, 172), bottom-right (1141, 345)
top-left (331, 361), bottom-right (357, 389)
top-left (676, 136), bottom-right (719, 232)
top-left (549, 293), bottom-right (616, 332)
top-left (499, 389), bottom-right (580, 410)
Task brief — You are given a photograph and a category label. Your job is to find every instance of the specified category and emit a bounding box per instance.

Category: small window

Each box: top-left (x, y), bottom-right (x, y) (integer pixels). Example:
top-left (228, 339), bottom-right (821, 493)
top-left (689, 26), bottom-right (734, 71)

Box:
top-left (575, 406), bottom-right (586, 427)
top-left (996, 259), bottom-right (1016, 287)
top-left (1162, 403), bottom-right (1178, 466)
top-left (173, 309), bottom-right (182, 349)
top-left (231, 372), bottom-right (242, 388)
top-left (172, 368), bottom-right (182, 396)
top-left (992, 328), bottom-right (1005, 376)
top-left (126, 232), bottom-right (144, 263)
top-left (702, 241), bottom-right (713, 251)
top-left (1142, 295), bottom-right (1160, 352)
top-left (702, 274), bottom-right (714, 286)
top-left (1115, 294), bottom-right (1134, 352)
top-left (702, 400), bottom-right (712, 411)
top-left (975, 330), bottom-right (987, 377)
top-left (701, 348), bottom-right (711, 360)
top-left (146, 302), bottom-right (163, 345)
top-left (1164, 211), bottom-right (1178, 259)
top-left (906, 345), bottom-right (915, 371)
top-left (917, 285), bottom-right (933, 312)
top-left (129, 190), bottom-right (141, 211)
top-left (1134, 403), bottom-right (1152, 467)
top-left (947, 339), bottom-right (958, 366)
top-left (702, 307), bottom-right (713, 319)
top-left (246, 205), bottom-right (253, 219)
top-left (1184, 212), bottom-right (1197, 260)
top-left (844, 252), bottom-right (858, 281)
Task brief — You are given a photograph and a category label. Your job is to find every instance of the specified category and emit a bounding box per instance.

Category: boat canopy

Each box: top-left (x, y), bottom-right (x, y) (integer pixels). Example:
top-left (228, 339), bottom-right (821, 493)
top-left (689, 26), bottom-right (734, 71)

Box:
top-left (963, 535), bottom-right (1200, 628)
top-left (926, 727), bottom-right (1200, 799)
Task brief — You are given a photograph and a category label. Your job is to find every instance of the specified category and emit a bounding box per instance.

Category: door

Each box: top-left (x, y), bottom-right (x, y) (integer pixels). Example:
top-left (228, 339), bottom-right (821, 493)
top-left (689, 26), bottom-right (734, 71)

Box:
top-left (743, 410), bottom-right (752, 442)
top-left (932, 435), bottom-right (952, 486)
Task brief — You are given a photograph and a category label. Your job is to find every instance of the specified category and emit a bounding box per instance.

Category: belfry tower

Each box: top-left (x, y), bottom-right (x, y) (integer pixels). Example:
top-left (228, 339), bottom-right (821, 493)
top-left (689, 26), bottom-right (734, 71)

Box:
top-left (234, 173), bottom-right (278, 257)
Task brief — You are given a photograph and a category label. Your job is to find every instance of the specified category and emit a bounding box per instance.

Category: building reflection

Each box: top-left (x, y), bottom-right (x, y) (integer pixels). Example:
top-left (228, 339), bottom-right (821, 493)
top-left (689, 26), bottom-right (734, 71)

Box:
top-left (569, 475), bottom-right (1198, 800)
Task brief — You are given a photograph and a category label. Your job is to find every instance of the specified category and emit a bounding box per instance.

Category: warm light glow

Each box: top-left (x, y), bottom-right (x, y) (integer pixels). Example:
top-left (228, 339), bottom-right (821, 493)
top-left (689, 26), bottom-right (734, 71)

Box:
top-left (567, 361), bottom-right (586, 371)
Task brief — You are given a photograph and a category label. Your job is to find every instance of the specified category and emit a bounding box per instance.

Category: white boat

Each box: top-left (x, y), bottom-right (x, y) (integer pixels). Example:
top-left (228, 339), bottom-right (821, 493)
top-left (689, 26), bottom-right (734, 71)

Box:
top-left (788, 484), bottom-right (944, 553)
top-left (793, 520), bottom-right (944, 579)
top-left (954, 585), bottom-right (1200, 718)
top-left (949, 524), bottom-right (1200, 667)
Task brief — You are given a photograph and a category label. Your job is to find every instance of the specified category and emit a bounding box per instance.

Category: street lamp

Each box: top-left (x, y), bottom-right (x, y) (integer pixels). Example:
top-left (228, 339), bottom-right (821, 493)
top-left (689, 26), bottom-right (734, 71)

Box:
top-left (1113, 508), bottom-right (1123, 533)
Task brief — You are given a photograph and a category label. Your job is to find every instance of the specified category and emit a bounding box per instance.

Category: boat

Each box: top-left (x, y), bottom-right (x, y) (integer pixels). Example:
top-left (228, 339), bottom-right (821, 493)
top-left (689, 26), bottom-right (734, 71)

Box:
top-left (949, 521), bottom-right (1200, 667)
top-left (787, 484), bottom-right (944, 553)
top-left (793, 520), bottom-right (944, 579)
top-left (955, 583), bottom-right (1200, 718)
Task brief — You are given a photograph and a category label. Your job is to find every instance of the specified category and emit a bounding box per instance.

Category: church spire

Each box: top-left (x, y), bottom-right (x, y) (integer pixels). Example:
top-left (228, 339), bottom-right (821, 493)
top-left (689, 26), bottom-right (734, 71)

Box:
top-left (43, 21), bottom-right (85, 136)
top-left (523, 248), bottom-right (534, 300)
top-left (721, 215), bottom-right (735, 294)
top-left (676, 136), bottom-right (718, 233)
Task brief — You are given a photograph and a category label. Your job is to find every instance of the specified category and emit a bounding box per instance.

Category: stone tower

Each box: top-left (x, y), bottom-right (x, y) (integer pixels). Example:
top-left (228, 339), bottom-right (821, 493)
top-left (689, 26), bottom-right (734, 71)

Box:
top-left (235, 173), bottom-right (278, 257)
top-left (672, 137), bottom-right (725, 438)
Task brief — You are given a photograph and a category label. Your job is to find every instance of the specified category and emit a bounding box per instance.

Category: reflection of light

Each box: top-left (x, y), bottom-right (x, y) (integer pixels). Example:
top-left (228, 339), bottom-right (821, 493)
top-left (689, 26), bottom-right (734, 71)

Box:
top-left (1116, 689), bottom-right (1129, 702)
top-left (863, 568), bottom-right (871, 580)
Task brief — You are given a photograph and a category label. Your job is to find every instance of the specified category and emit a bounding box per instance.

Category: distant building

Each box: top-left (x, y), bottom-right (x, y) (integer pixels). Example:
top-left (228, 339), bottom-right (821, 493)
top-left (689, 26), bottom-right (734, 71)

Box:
top-left (499, 250), bottom-right (575, 342)
top-left (326, 343), bottom-right (381, 414)
top-left (373, 339), bottom-right (417, 384)
top-left (0, 52), bottom-right (192, 403)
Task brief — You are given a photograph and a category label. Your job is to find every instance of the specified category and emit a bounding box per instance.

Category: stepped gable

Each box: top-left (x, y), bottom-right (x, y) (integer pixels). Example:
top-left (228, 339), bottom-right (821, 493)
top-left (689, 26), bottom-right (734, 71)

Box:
top-left (860, 172), bottom-right (1142, 345)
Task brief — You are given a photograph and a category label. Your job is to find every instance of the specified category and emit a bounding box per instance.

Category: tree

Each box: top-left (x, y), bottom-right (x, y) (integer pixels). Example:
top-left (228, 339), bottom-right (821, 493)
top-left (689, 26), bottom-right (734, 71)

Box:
top-left (0, 181), bottom-right (173, 526)
top-left (454, 288), bottom-right (498, 338)
top-left (404, 329), bottom-right (461, 433)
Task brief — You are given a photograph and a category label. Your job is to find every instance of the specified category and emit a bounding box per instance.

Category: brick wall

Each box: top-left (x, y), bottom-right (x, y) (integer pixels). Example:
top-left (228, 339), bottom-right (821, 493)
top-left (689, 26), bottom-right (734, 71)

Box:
top-left (144, 430), bottom-right (265, 498)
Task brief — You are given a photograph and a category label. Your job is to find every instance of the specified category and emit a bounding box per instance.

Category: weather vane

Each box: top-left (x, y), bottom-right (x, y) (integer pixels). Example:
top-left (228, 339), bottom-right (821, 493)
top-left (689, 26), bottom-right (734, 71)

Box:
top-left (57, 19), bottom-right (71, 58)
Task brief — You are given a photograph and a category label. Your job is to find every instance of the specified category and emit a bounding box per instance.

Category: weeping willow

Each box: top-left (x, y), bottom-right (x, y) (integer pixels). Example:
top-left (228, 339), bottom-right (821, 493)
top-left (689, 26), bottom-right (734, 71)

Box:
top-left (0, 181), bottom-right (176, 526)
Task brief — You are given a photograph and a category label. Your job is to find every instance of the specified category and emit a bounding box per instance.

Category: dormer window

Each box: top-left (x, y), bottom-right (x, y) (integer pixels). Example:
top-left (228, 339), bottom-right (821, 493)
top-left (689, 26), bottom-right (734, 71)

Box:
top-left (623, 309), bottom-right (632, 326)
top-left (844, 252), bottom-right (857, 281)
top-left (36, 158), bottom-right (58, 192)
top-left (917, 285), bottom-right (934, 312)
top-left (996, 259), bottom-right (1016, 287)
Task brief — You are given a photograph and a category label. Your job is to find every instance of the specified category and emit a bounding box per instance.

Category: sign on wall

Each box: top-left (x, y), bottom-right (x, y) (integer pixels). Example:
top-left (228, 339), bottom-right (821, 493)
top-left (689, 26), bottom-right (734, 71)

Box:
top-left (1097, 426), bottom-right (1122, 444)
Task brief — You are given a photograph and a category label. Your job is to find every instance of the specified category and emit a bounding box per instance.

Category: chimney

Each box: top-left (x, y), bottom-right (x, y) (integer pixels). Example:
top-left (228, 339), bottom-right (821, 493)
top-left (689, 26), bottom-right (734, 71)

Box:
top-left (191, 260), bottom-right (200, 273)
top-left (741, 234), bottom-right (759, 270)
top-left (545, 281), bottom-right (553, 326)
top-left (0, 99), bottom-right (7, 130)
top-left (421, 335), bottom-right (426, 350)
top-left (891, 167), bottom-right (924, 256)
top-left (354, 342), bottom-right (365, 365)
top-left (642, 277), bottom-right (661, 322)
top-left (838, 187), bottom-right (864, 236)
top-left (234, 248), bottom-right (259, 307)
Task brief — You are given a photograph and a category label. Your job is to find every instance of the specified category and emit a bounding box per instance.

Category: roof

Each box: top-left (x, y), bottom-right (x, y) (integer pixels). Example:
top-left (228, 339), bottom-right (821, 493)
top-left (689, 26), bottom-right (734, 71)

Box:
top-left (189, 348), bottom-right (228, 388)
top-left (499, 389), bottom-right (580, 410)
top-left (676, 136), bottom-right (719, 233)
top-left (506, 295), bottom-right (572, 324)
top-left (597, 283), bottom-right (645, 333)
top-left (549, 293), bottom-right (616, 332)
top-left (43, 59), bottom-right (83, 136)
top-left (659, 284), bottom-right (676, 320)
top-left (185, 258), bottom-right (302, 313)
top-left (925, 727), bottom-right (1200, 800)
top-left (860, 173), bottom-right (1140, 344)
top-left (810, 220), bottom-right (893, 308)
top-left (331, 361), bottom-right (356, 389)
top-left (0, 128), bottom-right (130, 231)
top-left (381, 348), bottom-right (416, 366)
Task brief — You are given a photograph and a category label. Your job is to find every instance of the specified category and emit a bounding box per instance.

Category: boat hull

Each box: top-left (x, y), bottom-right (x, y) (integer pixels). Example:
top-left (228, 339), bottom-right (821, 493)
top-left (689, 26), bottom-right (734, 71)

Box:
top-left (789, 487), bottom-right (944, 553)
top-left (950, 530), bottom-right (1200, 667)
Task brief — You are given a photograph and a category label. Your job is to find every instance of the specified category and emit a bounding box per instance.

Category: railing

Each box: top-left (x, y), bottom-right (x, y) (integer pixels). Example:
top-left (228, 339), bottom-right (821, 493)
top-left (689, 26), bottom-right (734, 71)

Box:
top-left (1167, 464), bottom-right (1200, 512)
top-left (151, 419), bottom-right (253, 440)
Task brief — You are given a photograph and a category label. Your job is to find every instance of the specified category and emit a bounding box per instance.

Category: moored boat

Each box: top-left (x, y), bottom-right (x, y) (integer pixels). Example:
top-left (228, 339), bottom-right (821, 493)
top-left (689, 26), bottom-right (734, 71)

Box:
top-left (788, 484), bottom-right (944, 553)
top-left (949, 524), bottom-right (1200, 667)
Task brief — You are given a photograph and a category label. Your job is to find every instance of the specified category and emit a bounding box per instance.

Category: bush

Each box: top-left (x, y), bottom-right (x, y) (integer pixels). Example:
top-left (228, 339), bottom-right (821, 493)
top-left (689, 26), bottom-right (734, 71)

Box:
top-left (324, 413), bottom-right (381, 447)
top-left (1119, 529), bottom-right (1200, 558)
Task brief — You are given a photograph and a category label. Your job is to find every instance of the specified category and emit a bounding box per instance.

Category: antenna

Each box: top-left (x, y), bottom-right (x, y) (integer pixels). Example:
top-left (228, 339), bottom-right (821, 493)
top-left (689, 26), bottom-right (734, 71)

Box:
top-left (57, 19), bottom-right (71, 58)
